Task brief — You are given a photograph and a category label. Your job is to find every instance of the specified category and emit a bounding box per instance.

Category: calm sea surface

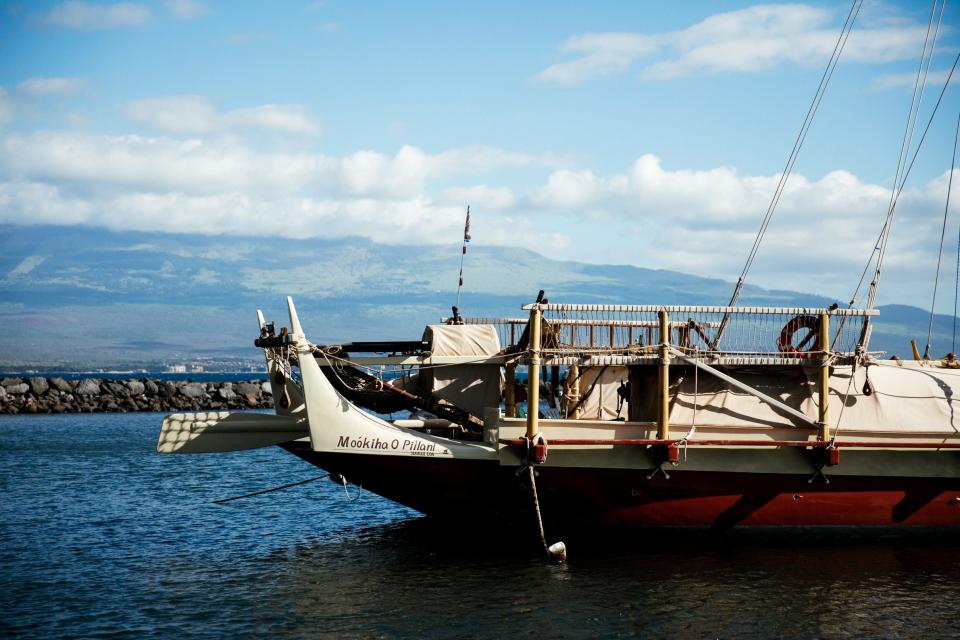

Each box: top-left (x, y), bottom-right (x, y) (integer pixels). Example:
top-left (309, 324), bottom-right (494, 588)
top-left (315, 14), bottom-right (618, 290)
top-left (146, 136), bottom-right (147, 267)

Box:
top-left (2, 413), bottom-right (958, 639)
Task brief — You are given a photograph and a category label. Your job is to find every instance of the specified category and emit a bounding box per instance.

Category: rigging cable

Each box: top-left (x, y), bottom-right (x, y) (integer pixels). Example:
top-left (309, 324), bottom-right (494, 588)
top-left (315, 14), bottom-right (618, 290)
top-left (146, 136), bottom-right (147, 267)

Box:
top-left (864, 0), bottom-right (947, 314)
top-left (850, 1), bottom-right (945, 315)
top-left (847, 49), bottom-right (958, 312)
top-left (955, 113), bottom-right (960, 354)
top-left (717, 0), bottom-right (864, 343)
top-left (925, 109), bottom-right (960, 358)
top-left (836, 48), bottom-right (958, 350)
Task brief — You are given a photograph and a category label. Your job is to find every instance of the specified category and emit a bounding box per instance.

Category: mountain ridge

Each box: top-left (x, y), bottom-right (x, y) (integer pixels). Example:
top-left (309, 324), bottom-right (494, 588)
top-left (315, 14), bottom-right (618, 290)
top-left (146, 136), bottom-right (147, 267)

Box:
top-left (0, 224), bottom-right (952, 368)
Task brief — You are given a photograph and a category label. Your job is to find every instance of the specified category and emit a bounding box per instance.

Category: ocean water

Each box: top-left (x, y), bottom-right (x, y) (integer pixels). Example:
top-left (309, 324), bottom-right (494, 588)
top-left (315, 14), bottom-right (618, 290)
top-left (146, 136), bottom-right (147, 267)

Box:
top-left (1, 413), bottom-right (958, 639)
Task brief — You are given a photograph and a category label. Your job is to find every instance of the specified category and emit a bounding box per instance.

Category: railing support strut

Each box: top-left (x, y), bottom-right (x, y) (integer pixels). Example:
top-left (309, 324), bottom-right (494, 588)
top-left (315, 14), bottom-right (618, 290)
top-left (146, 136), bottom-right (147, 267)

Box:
top-left (526, 305), bottom-right (542, 439)
top-left (658, 309), bottom-right (670, 440)
top-left (818, 313), bottom-right (831, 441)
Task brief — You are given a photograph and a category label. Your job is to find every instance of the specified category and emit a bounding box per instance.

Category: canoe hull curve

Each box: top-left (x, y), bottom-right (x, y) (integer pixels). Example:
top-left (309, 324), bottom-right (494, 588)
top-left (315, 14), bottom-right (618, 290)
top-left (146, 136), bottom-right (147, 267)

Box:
top-left (280, 442), bottom-right (960, 531)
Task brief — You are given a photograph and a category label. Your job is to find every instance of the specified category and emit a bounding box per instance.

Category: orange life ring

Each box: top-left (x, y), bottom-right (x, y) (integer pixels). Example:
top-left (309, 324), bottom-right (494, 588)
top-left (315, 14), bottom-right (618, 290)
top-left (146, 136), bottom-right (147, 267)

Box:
top-left (777, 315), bottom-right (819, 357)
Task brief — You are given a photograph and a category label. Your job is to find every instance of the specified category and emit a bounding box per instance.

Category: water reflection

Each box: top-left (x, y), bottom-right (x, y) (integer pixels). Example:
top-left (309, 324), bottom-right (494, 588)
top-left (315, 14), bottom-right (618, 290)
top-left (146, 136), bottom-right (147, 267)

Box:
top-left (2, 414), bottom-right (958, 639)
top-left (256, 519), bottom-right (959, 639)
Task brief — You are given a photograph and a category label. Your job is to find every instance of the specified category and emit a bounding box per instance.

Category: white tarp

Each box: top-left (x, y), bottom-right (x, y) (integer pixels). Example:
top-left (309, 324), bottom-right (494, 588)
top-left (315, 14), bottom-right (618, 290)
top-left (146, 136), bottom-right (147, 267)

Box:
top-left (421, 324), bottom-right (503, 416)
top-left (575, 366), bottom-right (630, 421)
top-left (632, 361), bottom-right (960, 434)
top-left (426, 324), bottom-right (501, 356)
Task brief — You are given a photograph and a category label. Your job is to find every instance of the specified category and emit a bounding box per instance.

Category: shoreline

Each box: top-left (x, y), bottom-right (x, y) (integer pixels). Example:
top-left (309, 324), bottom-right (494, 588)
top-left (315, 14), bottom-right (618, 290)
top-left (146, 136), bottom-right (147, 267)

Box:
top-left (0, 376), bottom-right (273, 414)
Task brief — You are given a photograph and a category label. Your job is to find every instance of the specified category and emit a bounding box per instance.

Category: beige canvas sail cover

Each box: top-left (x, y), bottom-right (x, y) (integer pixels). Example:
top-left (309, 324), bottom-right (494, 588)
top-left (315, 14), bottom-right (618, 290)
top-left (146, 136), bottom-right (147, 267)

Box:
top-left (421, 324), bottom-right (503, 416)
top-left (630, 361), bottom-right (960, 434)
top-left (575, 366), bottom-right (630, 420)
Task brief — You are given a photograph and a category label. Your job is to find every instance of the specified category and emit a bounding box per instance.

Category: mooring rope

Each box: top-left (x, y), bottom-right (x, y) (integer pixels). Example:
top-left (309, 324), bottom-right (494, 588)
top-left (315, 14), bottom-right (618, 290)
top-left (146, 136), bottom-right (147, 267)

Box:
top-left (527, 465), bottom-right (547, 549)
top-left (213, 474), bottom-right (329, 504)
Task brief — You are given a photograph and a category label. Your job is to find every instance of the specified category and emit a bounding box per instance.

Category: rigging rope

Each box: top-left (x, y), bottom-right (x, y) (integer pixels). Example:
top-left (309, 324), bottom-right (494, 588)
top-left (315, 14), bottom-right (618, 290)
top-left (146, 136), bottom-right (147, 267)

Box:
top-left (926, 109), bottom-right (960, 358)
top-left (838, 47), bottom-right (958, 351)
top-left (864, 0), bottom-right (947, 314)
top-left (956, 114), bottom-right (960, 354)
top-left (852, 51), bottom-right (959, 304)
top-left (718, 0), bottom-right (864, 343)
top-left (726, 0), bottom-right (863, 304)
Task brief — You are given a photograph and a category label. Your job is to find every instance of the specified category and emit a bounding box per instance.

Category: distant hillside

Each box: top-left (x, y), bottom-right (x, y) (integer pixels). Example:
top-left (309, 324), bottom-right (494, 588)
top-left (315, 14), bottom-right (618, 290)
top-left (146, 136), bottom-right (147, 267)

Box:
top-left (0, 224), bottom-right (952, 368)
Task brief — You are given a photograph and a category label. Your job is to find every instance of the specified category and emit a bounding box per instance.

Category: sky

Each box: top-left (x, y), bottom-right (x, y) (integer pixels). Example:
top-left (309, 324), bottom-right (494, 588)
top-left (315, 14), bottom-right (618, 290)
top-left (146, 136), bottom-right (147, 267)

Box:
top-left (0, 0), bottom-right (958, 308)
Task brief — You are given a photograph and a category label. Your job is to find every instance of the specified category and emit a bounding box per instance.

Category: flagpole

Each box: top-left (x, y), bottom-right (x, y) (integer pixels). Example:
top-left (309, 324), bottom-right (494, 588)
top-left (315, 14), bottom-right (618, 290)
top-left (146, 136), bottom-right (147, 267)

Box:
top-left (455, 205), bottom-right (471, 311)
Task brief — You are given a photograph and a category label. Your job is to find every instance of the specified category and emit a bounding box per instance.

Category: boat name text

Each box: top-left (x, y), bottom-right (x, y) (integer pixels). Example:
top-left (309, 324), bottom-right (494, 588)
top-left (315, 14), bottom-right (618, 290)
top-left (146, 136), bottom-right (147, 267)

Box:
top-left (336, 435), bottom-right (439, 455)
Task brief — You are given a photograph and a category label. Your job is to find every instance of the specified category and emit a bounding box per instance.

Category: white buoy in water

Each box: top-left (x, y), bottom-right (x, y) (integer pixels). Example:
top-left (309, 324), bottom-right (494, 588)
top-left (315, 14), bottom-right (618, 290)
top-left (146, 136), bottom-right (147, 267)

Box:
top-left (547, 541), bottom-right (567, 563)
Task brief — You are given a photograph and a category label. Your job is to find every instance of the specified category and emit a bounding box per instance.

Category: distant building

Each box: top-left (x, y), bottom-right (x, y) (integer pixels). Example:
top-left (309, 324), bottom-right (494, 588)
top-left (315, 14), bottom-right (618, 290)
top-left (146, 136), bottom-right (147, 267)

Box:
top-left (166, 364), bottom-right (187, 373)
top-left (190, 364), bottom-right (205, 373)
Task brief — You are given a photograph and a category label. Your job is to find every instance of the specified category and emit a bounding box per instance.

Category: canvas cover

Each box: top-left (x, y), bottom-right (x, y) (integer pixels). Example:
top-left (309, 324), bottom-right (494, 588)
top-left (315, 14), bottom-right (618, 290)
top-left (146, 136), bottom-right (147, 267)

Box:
top-left (421, 324), bottom-right (503, 416)
top-left (575, 366), bottom-right (630, 420)
top-left (630, 361), bottom-right (960, 434)
top-left (426, 324), bottom-right (501, 356)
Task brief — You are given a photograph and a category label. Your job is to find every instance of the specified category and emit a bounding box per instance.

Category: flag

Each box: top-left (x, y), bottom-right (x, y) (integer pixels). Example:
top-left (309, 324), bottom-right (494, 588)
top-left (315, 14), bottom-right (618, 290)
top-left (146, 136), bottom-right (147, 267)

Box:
top-left (463, 206), bottom-right (471, 242)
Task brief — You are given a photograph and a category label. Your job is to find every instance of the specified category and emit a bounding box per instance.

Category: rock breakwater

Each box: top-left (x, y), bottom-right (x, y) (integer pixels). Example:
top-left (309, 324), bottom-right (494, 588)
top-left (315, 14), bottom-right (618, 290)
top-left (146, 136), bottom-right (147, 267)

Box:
top-left (0, 377), bottom-right (274, 414)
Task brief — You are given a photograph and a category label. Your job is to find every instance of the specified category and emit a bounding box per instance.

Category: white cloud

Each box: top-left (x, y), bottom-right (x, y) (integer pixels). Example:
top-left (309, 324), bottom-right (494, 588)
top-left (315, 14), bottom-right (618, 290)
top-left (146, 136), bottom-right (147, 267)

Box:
top-left (0, 132), bottom-right (554, 200)
top-left (438, 185), bottom-right (516, 210)
top-left (1, 127), bottom-right (953, 305)
top-left (871, 69), bottom-right (954, 91)
top-left (123, 96), bottom-right (322, 136)
top-left (122, 96), bottom-right (218, 134)
top-left (539, 4), bottom-right (931, 83)
top-left (539, 32), bottom-right (663, 84)
top-left (0, 131), bottom-right (555, 246)
top-left (166, 0), bottom-right (207, 19)
top-left (2, 131), bottom-right (325, 195)
top-left (0, 181), bottom-right (467, 246)
top-left (46, 2), bottom-right (151, 29)
top-left (429, 146), bottom-right (563, 178)
top-left (222, 104), bottom-right (321, 135)
top-left (17, 77), bottom-right (89, 96)
top-left (0, 79), bottom-right (89, 126)
top-left (0, 181), bottom-right (94, 226)
top-left (529, 154), bottom-right (956, 299)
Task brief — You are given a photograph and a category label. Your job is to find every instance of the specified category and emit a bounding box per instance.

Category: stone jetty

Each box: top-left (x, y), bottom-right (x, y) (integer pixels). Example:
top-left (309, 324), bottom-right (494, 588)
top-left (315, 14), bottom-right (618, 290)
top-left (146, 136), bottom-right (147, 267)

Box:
top-left (0, 377), bottom-right (274, 414)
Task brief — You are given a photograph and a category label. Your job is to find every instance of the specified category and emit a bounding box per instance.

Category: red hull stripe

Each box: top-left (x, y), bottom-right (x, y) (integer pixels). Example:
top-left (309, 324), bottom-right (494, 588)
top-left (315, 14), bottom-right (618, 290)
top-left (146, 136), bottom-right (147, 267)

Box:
top-left (281, 445), bottom-right (960, 529)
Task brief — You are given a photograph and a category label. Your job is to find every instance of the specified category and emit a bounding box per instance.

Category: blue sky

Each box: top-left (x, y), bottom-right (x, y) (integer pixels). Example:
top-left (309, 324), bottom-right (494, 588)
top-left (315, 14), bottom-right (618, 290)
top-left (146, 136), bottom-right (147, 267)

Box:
top-left (1, 0), bottom-right (958, 307)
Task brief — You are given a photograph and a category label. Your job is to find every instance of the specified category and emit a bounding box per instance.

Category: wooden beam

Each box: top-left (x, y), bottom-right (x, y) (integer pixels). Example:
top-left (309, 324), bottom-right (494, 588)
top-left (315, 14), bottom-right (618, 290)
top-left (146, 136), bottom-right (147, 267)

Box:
top-left (668, 347), bottom-right (818, 428)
